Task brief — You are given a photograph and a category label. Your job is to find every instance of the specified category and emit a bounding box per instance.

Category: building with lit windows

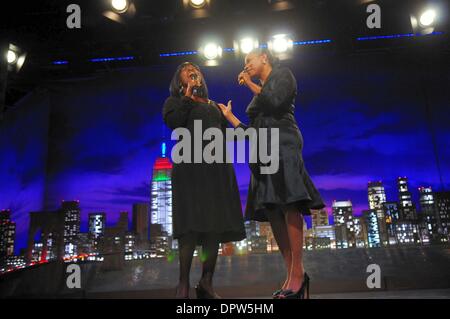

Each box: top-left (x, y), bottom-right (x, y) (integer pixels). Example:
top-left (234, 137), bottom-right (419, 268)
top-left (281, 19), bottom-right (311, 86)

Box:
top-left (311, 209), bottom-right (329, 227)
top-left (89, 213), bottom-right (106, 239)
top-left (418, 187), bottom-right (437, 244)
top-left (395, 221), bottom-right (421, 245)
top-left (368, 181), bottom-right (388, 246)
top-left (383, 202), bottom-right (400, 245)
top-left (150, 143), bottom-right (174, 248)
top-left (354, 216), bottom-right (368, 248)
top-left (62, 200), bottom-right (81, 257)
top-left (259, 222), bottom-right (278, 252)
top-left (397, 177), bottom-right (418, 221)
top-left (332, 200), bottom-right (355, 248)
top-left (313, 225), bottom-right (336, 249)
top-left (434, 191), bottom-right (450, 243)
top-left (363, 209), bottom-right (381, 248)
top-left (0, 209), bottom-right (16, 261)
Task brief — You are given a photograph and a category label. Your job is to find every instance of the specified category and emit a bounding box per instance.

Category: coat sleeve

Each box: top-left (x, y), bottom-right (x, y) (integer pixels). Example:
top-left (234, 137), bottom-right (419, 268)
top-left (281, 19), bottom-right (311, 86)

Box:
top-left (162, 96), bottom-right (195, 129)
top-left (254, 67), bottom-right (297, 114)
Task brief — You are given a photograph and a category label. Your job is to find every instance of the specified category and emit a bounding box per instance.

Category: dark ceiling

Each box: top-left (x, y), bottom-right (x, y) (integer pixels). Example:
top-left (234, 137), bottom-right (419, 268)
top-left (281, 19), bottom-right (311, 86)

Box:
top-left (1, 0), bottom-right (449, 107)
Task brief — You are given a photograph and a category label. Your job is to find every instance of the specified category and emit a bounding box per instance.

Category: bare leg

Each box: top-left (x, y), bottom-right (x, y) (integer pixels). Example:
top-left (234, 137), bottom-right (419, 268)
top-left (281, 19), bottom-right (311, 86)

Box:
top-left (284, 208), bottom-right (305, 292)
top-left (176, 232), bottom-right (197, 298)
top-left (266, 207), bottom-right (292, 290)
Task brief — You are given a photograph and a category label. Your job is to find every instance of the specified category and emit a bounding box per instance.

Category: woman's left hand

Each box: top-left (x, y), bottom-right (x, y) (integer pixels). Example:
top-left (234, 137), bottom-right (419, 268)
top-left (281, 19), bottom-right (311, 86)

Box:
top-left (218, 100), bottom-right (233, 119)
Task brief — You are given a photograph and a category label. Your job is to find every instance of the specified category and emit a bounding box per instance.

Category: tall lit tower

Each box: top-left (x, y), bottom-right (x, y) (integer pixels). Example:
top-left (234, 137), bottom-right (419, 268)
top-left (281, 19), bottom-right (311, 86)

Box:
top-left (397, 177), bottom-right (418, 220)
top-left (368, 181), bottom-right (388, 246)
top-left (332, 200), bottom-right (355, 248)
top-left (150, 143), bottom-right (173, 243)
top-left (0, 209), bottom-right (15, 260)
top-left (61, 200), bottom-right (81, 257)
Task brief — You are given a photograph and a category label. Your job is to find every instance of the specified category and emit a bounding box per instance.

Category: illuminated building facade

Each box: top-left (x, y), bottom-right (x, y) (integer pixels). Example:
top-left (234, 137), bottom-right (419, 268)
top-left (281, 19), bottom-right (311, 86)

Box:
top-left (150, 143), bottom-right (174, 248)
top-left (332, 200), bottom-right (355, 248)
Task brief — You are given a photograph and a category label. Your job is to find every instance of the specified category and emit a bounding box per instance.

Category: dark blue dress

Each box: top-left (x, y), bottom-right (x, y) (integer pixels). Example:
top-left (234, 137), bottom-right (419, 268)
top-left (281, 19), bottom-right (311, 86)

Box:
top-left (238, 66), bottom-right (326, 221)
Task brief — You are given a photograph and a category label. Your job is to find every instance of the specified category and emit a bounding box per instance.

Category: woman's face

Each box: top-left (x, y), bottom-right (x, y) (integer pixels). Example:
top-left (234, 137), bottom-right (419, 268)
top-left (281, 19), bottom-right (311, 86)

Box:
top-left (244, 52), bottom-right (267, 78)
top-left (179, 64), bottom-right (203, 87)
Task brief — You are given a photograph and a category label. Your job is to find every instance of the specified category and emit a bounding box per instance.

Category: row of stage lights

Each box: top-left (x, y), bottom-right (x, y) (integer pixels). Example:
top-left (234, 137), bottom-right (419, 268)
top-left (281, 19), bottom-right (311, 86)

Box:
top-left (2, 1), bottom-right (445, 71)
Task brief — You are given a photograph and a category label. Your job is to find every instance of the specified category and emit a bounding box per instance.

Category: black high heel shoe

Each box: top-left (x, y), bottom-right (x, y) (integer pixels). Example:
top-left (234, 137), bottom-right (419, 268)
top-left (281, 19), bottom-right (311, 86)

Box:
top-left (272, 288), bottom-right (283, 298)
top-left (195, 283), bottom-right (222, 299)
top-left (277, 273), bottom-right (310, 299)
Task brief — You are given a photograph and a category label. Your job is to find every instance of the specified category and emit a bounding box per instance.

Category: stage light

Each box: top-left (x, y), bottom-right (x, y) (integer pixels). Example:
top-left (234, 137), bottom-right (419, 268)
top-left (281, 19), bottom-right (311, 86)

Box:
top-left (268, 34), bottom-right (293, 53)
top-left (202, 43), bottom-right (222, 60)
top-left (111, 0), bottom-right (128, 13)
top-left (189, 0), bottom-right (206, 8)
top-left (6, 50), bottom-right (17, 64)
top-left (419, 9), bottom-right (436, 27)
top-left (237, 37), bottom-right (259, 54)
top-left (4, 44), bottom-right (26, 72)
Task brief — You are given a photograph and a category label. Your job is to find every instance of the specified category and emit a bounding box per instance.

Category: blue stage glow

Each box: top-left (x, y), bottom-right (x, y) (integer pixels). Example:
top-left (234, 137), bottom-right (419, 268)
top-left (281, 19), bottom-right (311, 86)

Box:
top-left (89, 56), bottom-right (135, 62)
top-left (293, 39), bottom-right (332, 45)
top-left (159, 51), bottom-right (198, 57)
top-left (357, 31), bottom-right (444, 41)
top-left (52, 60), bottom-right (69, 65)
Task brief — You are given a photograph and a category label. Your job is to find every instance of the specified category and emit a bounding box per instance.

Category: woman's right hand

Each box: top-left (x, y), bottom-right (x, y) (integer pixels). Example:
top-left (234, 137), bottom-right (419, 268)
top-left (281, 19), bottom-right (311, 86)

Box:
top-left (184, 80), bottom-right (194, 99)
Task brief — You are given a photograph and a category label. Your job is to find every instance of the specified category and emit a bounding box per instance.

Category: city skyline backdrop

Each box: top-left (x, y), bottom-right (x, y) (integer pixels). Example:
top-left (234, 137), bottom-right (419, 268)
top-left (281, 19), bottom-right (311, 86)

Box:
top-left (1, 51), bottom-right (449, 253)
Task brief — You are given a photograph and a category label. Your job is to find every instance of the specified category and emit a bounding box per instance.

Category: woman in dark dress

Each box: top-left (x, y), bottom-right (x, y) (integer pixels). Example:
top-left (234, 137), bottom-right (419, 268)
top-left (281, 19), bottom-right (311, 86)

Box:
top-left (218, 48), bottom-right (325, 299)
top-left (162, 62), bottom-right (246, 299)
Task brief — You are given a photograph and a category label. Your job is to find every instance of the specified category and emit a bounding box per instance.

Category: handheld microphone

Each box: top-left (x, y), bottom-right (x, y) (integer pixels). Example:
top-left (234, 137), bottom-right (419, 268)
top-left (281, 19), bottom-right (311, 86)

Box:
top-left (238, 69), bottom-right (247, 86)
top-left (190, 73), bottom-right (201, 96)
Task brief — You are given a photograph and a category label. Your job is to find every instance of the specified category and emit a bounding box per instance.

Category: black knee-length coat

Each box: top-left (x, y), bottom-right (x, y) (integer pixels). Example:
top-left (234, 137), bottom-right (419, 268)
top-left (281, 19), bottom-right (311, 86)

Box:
top-left (237, 66), bottom-right (326, 221)
top-left (162, 96), bottom-right (246, 244)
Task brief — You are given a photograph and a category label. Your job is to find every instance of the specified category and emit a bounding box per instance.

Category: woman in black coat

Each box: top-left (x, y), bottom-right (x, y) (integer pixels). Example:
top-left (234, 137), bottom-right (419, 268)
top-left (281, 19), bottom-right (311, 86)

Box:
top-left (162, 62), bottom-right (246, 299)
top-left (218, 48), bottom-right (326, 299)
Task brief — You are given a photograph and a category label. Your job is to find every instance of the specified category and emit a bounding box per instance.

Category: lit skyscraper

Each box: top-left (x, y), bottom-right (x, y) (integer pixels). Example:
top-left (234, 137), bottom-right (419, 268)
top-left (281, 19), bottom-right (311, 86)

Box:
top-left (363, 209), bottom-right (381, 248)
top-left (61, 200), bottom-right (81, 257)
top-left (332, 200), bottom-right (355, 248)
top-left (150, 143), bottom-right (173, 246)
top-left (0, 209), bottom-right (16, 260)
top-left (434, 191), bottom-right (450, 243)
top-left (89, 213), bottom-right (106, 239)
top-left (368, 181), bottom-right (388, 246)
top-left (368, 181), bottom-right (387, 210)
top-left (418, 187), bottom-right (437, 244)
top-left (383, 202), bottom-right (400, 245)
top-left (397, 177), bottom-right (418, 220)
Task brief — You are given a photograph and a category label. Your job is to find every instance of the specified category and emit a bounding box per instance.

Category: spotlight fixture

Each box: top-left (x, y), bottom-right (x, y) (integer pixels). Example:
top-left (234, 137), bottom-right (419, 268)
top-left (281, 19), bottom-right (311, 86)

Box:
top-left (234, 37), bottom-right (259, 55)
top-left (183, 0), bottom-right (211, 18)
top-left (103, 0), bottom-right (136, 24)
top-left (202, 43), bottom-right (222, 60)
top-left (5, 44), bottom-right (27, 72)
top-left (419, 9), bottom-right (436, 27)
top-left (199, 42), bottom-right (222, 66)
top-left (111, 0), bottom-right (129, 13)
top-left (268, 34), bottom-right (293, 53)
top-left (410, 7), bottom-right (439, 35)
top-left (189, 0), bottom-right (207, 8)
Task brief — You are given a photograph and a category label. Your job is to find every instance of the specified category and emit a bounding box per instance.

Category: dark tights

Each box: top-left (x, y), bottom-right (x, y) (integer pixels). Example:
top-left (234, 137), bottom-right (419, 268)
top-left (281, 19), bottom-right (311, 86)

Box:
top-left (176, 232), bottom-right (220, 298)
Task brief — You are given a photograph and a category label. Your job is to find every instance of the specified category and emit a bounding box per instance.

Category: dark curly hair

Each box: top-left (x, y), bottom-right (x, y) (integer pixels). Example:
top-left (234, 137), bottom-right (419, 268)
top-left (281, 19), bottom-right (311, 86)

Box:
top-left (169, 62), bottom-right (209, 99)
